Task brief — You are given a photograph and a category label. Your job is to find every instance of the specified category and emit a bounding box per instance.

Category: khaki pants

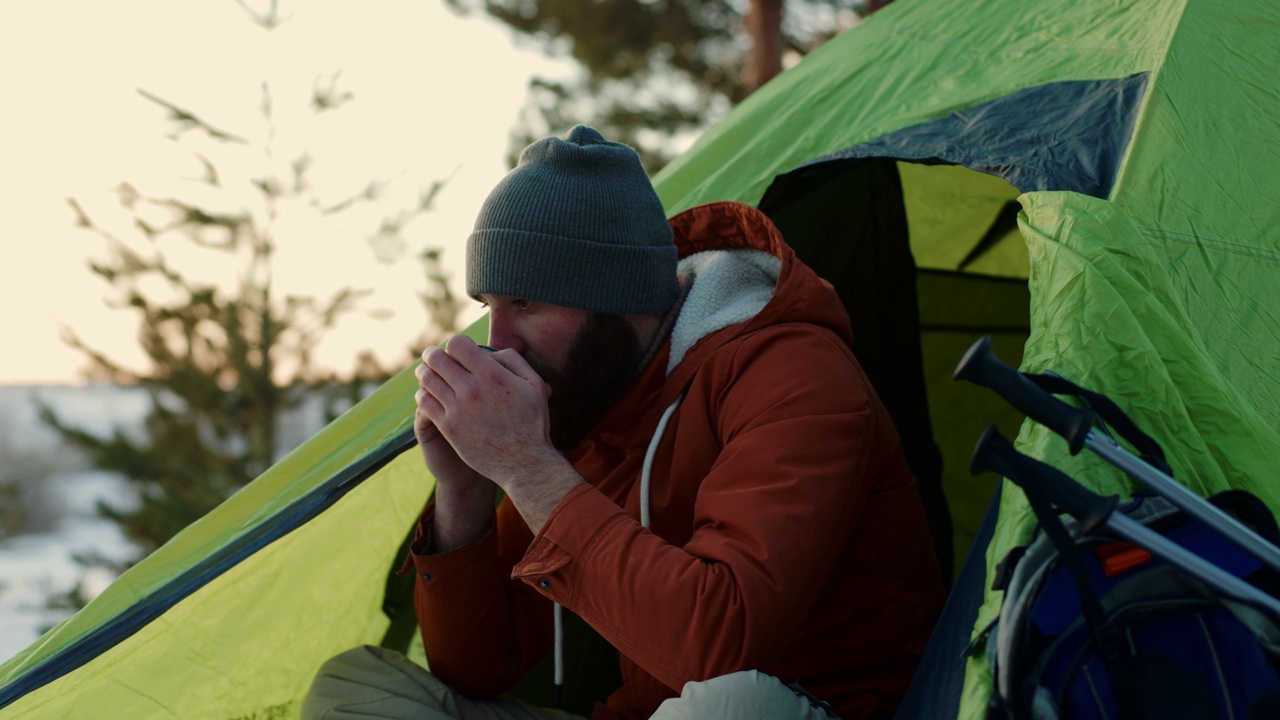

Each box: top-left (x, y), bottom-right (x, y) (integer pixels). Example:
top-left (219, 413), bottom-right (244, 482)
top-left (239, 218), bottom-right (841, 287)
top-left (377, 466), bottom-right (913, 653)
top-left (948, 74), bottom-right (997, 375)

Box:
top-left (302, 646), bottom-right (839, 719)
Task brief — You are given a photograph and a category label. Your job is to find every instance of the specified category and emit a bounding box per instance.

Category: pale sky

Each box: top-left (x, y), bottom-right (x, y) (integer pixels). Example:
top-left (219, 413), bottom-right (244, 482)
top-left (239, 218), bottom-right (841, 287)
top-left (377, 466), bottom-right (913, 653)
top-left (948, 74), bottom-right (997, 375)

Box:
top-left (0, 0), bottom-right (572, 385)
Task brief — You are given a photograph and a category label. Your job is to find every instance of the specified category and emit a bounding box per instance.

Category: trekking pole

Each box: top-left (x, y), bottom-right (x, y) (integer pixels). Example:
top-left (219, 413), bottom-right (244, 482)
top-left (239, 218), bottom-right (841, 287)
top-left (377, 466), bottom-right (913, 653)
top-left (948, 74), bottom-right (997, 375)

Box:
top-left (971, 425), bottom-right (1280, 617)
top-left (955, 336), bottom-right (1280, 576)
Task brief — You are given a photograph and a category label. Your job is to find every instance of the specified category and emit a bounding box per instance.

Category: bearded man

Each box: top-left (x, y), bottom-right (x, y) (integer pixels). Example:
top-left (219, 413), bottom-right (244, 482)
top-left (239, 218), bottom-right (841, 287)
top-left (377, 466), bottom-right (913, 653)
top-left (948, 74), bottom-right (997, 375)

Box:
top-left (303, 126), bottom-right (944, 720)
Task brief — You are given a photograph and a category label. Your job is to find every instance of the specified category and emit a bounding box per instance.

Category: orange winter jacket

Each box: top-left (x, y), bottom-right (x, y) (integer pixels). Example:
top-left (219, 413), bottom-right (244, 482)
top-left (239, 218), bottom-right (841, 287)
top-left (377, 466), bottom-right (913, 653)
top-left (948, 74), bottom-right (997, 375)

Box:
top-left (406, 201), bottom-right (945, 720)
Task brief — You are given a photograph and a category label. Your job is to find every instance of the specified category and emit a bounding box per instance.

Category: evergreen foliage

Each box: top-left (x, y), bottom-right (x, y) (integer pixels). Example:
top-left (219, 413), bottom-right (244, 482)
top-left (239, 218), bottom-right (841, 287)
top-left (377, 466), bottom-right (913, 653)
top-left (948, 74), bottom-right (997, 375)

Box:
top-left (41, 16), bottom-right (458, 558)
top-left (446, 0), bottom-right (888, 170)
top-left (0, 419), bottom-right (64, 539)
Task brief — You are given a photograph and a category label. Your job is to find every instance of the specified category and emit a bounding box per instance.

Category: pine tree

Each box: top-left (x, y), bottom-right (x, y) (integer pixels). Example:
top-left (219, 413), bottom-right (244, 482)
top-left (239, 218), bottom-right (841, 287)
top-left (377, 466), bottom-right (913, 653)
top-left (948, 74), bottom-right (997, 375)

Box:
top-left (446, 0), bottom-right (893, 170)
top-left (0, 418), bottom-right (64, 539)
top-left (42, 46), bottom-right (458, 560)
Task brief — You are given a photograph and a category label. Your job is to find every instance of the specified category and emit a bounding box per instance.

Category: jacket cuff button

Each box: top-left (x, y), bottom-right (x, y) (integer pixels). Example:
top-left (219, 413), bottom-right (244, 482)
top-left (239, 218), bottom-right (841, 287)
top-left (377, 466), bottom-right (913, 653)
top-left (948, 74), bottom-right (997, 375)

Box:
top-left (539, 578), bottom-right (551, 590)
top-left (422, 572), bottom-right (432, 581)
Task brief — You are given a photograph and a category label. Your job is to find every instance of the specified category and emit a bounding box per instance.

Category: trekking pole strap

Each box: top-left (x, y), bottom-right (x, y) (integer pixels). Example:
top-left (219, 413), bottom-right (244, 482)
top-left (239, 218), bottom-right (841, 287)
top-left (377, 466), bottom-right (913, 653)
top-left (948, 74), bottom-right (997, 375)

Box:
top-left (1024, 371), bottom-right (1280, 576)
top-left (954, 337), bottom-right (1095, 454)
top-left (1024, 372), bottom-right (1174, 477)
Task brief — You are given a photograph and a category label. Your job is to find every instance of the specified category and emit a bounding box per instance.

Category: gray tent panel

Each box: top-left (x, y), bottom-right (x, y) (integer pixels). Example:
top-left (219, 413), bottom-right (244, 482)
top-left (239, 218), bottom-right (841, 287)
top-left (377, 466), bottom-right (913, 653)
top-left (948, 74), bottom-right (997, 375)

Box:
top-left (774, 74), bottom-right (1148, 200)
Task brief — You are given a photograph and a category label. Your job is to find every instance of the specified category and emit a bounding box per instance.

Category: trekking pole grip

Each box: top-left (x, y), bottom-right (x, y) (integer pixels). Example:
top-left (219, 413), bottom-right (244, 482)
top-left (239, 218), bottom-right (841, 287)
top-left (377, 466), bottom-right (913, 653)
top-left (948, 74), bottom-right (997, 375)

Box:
top-left (971, 425), bottom-right (1119, 534)
top-left (954, 336), bottom-right (1095, 454)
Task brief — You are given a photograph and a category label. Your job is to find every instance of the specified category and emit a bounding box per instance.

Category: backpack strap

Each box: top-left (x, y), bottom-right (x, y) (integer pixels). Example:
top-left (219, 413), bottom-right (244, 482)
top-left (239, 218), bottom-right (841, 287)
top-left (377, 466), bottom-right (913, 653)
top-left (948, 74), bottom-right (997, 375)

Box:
top-left (1018, 480), bottom-right (1145, 719)
top-left (1025, 372), bottom-right (1174, 477)
top-left (974, 427), bottom-right (1147, 718)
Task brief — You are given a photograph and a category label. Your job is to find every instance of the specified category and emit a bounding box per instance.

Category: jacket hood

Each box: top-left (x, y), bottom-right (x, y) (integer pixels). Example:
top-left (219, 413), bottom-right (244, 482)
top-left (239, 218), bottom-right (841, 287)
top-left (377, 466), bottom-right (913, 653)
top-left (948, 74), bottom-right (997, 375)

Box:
top-left (666, 201), bottom-right (855, 386)
top-left (578, 200), bottom-right (856, 452)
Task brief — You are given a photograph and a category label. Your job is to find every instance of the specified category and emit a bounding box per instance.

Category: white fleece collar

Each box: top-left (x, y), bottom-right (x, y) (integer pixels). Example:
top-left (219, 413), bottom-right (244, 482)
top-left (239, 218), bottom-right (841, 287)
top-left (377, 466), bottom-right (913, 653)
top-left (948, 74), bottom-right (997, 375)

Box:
top-left (668, 249), bottom-right (782, 375)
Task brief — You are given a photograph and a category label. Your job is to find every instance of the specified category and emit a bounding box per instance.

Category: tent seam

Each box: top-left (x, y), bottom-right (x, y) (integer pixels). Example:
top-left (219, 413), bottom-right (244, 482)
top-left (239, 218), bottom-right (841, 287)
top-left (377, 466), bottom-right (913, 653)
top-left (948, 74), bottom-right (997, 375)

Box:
top-left (1136, 228), bottom-right (1280, 264)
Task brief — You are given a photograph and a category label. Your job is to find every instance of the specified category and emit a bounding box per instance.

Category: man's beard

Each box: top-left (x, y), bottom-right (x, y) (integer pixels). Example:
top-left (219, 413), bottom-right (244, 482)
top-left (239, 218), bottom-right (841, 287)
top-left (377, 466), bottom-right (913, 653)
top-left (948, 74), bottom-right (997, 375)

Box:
top-left (527, 314), bottom-right (646, 452)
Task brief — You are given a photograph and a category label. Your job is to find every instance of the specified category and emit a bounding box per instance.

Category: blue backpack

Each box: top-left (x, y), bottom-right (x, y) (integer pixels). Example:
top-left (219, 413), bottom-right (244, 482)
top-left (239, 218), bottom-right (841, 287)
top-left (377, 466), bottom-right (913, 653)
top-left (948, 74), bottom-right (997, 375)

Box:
top-left (953, 337), bottom-right (1280, 720)
top-left (980, 489), bottom-right (1280, 719)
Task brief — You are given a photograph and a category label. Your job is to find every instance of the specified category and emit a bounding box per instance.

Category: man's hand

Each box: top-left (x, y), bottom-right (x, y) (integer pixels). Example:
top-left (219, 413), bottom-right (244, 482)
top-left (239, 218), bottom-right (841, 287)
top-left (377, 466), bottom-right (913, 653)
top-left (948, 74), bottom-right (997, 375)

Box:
top-left (415, 354), bottom-right (496, 553)
top-left (417, 335), bottom-right (584, 534)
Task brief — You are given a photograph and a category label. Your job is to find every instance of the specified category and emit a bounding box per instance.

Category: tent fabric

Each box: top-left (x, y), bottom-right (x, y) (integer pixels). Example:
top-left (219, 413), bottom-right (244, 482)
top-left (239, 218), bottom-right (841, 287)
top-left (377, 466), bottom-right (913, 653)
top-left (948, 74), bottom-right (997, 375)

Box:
top-left (894, 483), bottom-right (1002, 720)
top-left (0, 428), bottom-right (417, 709)
top-left (770, 74), bottom-right (1149, 200)
top-left (0, 343), bottom-right (473, 717)
top-left (958, 191), bottom-right (1280, 716)
top-left (0, 458), bottom-right (422, 717)
top-left (652, 0), bottom-right (1180, 218)
top-left (4, 0), bottom-right (1279, 718)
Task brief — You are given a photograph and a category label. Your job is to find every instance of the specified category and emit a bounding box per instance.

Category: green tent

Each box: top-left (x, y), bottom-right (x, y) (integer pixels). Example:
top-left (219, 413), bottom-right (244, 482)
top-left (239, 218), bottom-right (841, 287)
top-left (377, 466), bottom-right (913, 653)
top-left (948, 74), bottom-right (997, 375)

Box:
top-left (4, 0), bottom-right (1278, 717)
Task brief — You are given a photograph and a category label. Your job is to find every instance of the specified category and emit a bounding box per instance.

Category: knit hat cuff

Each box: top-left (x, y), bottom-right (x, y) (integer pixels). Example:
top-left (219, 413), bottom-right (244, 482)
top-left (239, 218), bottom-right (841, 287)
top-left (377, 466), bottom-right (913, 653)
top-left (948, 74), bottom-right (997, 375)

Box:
top-left (467, 228), bottom-right (679, 315)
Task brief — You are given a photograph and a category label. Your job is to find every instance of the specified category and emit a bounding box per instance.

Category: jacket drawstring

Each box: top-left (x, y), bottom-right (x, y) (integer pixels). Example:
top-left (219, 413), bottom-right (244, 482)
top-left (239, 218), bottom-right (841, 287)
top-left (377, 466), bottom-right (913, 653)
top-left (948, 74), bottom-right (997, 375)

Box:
top-left (553, 602), bottom-right (564, 705)
top-left (553, 394), bottom-right (683, 705)
top-left (641, 396), bottom-right (683, 528)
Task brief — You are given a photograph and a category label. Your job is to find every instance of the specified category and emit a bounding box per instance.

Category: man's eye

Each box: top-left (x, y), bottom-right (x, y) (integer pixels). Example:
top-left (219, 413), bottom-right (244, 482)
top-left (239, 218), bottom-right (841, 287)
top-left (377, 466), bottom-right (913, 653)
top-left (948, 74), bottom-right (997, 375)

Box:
top-left (512, 298), bottom-right (532, 311)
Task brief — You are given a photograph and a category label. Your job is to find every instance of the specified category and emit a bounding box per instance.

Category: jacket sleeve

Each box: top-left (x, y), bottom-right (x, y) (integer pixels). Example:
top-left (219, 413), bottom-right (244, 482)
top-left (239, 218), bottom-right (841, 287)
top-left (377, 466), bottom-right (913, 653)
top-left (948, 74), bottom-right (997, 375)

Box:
top-left (407, 497), bottom-right (553, 699)
top-left (510, 325), bottom-right (889, 691)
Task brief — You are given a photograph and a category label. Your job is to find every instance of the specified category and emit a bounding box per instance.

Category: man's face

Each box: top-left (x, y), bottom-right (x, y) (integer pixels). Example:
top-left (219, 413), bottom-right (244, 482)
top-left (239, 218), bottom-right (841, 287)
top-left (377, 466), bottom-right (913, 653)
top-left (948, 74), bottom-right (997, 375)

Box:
top-left (482, 295), bottom-right (645, 450)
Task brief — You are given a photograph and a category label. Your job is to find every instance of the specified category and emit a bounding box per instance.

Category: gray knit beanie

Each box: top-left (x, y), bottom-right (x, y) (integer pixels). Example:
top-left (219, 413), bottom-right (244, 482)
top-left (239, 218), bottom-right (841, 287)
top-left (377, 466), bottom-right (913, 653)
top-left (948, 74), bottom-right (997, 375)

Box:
top-left (466, 125), bottom-right (678, 315)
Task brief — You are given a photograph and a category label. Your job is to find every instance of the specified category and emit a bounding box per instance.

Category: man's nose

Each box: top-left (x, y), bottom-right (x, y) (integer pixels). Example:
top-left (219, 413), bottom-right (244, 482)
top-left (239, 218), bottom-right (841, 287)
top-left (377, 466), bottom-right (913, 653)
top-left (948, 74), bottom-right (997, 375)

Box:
top-left (486, 311), bottom-right (527, 354)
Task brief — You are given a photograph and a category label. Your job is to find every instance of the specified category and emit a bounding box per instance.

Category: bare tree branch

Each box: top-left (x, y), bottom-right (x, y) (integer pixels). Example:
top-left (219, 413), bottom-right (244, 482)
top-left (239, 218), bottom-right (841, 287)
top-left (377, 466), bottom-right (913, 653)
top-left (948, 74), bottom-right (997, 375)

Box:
top-left (137, 88), bottom-right (248, 144)
top-left (312, 72), bottom-right (354, 113)
top-left (234, 0), bottom-right (290, 29)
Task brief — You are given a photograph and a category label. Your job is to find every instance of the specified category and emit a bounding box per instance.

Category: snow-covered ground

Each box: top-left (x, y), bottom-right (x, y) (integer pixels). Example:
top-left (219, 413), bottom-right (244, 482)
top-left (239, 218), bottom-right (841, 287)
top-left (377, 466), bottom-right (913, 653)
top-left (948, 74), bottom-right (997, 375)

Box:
top-left (0, 471), bottom-right (138, 661)
top-left (0, 384), bottom-right (147, 663)
top-left (0, 385), bottom-right (330, 664)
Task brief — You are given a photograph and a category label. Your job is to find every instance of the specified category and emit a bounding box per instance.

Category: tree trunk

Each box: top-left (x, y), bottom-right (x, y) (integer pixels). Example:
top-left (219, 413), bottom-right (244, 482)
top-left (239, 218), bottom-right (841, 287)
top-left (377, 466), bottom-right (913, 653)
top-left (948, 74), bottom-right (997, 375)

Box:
top-left (744, 0), bottom-right (785, 95)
